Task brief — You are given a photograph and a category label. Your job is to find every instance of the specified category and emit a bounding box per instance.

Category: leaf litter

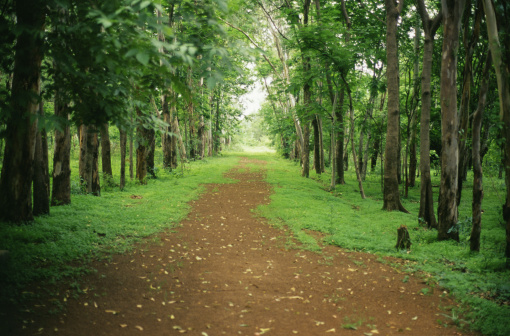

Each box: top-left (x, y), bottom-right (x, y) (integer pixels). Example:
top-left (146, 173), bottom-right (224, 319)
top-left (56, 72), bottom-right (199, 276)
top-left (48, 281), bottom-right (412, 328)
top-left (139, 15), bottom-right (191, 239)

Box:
top-left (10, 158), bottom-right (479, 336)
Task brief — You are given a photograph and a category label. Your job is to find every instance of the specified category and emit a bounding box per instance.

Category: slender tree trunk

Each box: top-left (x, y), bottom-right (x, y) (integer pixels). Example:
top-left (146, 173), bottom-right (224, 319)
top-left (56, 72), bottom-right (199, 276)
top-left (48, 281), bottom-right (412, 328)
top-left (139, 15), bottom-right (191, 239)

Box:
top-left (175, 116), bottom-right (187, 162)
top-left (0, 1), bottom-right (45, 222)
top-left (312, 116), bottom-right (321, 175)
top-left (79, 124), bottom-right (88, 187)
top-left (129, 125), bottom-right (134, 180)
top-left (437, 0), bottom-right (465, 241)
top-left (161, 94), bottom-right (172, 168)
top-left (33, 101), bottom-right (50, 216)
top-left (482, 0), bottom-right (510, 267)
top-left (147, 127), bottom-right (155, 178)
top-left (136, 107), bottom-right (148, 184)
top-left (345, 79), bottom-right (366, 199)
top-left (100, 123), bottom-right (113, 183)
top-left (383, 0), bottom-right (407, 212)
top-left (119, 128), bottom-right (127, 190)
top-left (417, 0), bottom-right (441, 229)
top-left (83, 125), bottom-right (100, 196)
top-left (51, 90), bottom-right (71, 206)
top-left (335, 88), bottom-right (345, 184)
top-left (457, 0), bottom-right (481, 206)
top-left (471, 52), bottom-right (491, 252)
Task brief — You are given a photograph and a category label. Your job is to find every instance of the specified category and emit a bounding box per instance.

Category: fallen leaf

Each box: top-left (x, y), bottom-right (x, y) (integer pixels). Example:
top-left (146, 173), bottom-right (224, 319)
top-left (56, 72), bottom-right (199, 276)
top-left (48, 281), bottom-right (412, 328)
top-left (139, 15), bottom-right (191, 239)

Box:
top-left (412, 316), bottom-right (418, 320)
top-left (326, 328), bottom-right (336, 332)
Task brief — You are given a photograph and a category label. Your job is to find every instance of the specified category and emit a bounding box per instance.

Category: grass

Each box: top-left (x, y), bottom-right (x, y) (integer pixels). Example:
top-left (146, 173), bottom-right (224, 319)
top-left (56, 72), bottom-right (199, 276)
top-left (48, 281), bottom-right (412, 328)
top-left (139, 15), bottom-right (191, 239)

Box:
top-left (0, 149), bottom-right (240, 305)
top-left (256, 155), bottom-right (510, 336)
top-left (0, 143), bottom-right (509, 335)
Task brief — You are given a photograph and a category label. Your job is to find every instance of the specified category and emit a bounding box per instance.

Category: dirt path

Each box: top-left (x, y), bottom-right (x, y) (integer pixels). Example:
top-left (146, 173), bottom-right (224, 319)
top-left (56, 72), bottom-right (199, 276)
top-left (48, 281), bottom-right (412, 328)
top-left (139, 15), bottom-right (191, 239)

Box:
top-left (11, 158), bottom-right (477, 335)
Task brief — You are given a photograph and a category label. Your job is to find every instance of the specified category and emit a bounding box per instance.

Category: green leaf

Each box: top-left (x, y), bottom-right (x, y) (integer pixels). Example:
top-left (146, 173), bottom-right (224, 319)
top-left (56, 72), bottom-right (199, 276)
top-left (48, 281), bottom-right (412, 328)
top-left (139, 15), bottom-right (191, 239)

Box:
top-left (136, 52), bottom-right (150, 66)
top-left (98, 16), bottom-right (113, 29)
top-left (140, 1), bottom-right (151, 9)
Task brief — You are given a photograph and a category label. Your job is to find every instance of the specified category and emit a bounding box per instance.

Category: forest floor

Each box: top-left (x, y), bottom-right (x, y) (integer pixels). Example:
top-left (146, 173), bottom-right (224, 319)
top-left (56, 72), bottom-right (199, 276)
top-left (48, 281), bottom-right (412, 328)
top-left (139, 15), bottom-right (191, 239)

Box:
top-left (8, 158), bottom-right (479, 336)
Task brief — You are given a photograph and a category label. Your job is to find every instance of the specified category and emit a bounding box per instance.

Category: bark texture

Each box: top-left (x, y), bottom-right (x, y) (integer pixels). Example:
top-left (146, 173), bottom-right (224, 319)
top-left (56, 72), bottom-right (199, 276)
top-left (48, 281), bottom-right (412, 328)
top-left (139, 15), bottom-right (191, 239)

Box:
top-left (33, 102), bottom-right (50, 216)
top-left (470, 53), bottom-right (491, 252)
top-left (437, 0), bottom-right (465, 241)
top-left (100, 123), bottom-right (113, 180)
top-left (51, 91), bottom-right (71, 206)
top-left (417, 0), bottom-right (441, 229)
top-left (119, 128), bottom-right (127, 190)
top-left (383, 0), bottom-right (407, 212)
top-left (0, 0), bottom-right (45, 222)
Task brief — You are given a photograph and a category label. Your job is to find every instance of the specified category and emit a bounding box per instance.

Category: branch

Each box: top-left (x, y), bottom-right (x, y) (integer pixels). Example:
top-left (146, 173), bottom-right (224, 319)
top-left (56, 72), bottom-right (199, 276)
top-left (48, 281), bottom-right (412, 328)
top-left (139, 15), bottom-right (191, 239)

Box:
top-left (218, 17), bottom-right (279, 75)
top-left (255, 0), bottom-right (289, 40)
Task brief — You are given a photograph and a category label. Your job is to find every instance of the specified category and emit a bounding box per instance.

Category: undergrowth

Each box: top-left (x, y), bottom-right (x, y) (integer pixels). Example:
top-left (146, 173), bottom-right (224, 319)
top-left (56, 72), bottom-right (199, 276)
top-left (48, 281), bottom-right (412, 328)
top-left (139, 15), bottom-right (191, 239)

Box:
top-left (256, 155), bottom-right (510, 336)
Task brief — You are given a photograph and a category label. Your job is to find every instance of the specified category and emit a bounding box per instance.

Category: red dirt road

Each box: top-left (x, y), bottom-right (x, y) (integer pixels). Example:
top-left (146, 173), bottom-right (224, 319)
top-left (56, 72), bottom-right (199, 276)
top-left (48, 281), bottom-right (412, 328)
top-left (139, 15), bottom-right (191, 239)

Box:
top-left (8, 158), bottom-right (477, 335)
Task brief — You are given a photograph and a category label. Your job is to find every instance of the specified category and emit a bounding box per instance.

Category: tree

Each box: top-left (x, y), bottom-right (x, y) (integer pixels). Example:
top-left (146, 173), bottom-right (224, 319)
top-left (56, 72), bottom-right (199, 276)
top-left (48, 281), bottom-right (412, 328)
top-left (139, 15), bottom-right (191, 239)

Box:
top-left (33, 102), bottom-right (50, 216)
top-left (482, 0), bottom-right (510, 266)
top-left (382, 0), bottom-right (408, 212)
top-left (416, 0), bottom-right (441, 229)
top-left (0, 0), bottom-right (46, 222)
top-left (437, 0), bottom-right (466, 241)
top-left (470, 52), bottom-right (492, 252)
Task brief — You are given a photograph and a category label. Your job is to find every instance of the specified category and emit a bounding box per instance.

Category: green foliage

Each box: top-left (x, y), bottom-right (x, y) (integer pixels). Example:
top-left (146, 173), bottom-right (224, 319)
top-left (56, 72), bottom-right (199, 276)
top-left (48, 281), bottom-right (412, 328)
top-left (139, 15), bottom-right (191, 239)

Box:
top-left (257, 155), bottom-right (510, 336)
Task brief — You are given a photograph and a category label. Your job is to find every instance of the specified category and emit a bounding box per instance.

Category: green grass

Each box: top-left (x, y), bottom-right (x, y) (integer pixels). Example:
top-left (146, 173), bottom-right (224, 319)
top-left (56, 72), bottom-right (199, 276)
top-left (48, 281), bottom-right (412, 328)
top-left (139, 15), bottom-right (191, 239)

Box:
top-left (0, 150), bottom-right (240, 304)
top-left (256, 155), bottom-right (510, 336)
top-left (1, 144), bottom-right (509, 335)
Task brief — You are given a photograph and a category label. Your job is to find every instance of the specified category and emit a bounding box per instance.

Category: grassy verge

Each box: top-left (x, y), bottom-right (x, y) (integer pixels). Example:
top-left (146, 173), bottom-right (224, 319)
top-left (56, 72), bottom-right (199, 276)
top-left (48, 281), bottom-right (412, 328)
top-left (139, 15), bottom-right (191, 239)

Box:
top-left (0, 154), bottom-right (240, 305)
top-left (256, 155), bottom-right (510, 336)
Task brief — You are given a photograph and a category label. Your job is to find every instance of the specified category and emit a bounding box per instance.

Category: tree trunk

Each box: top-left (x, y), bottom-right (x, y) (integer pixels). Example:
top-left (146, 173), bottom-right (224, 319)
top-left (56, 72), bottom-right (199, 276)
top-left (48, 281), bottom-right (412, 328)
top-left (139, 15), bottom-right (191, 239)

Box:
top-left (417, 0), bottom-right (441, 229)
top-left (470, 52), bottom-right (491, 252)
top-left (51, 90), bottom-right (71, 206)
top-left (482, 0), bottom-right (510, 267)
top-left (345, 79), bottom-right (366, 199)
top-left (437, 0), bottom-right (465, 241)
top-left (0, 1), bottom-right (45, 222)
top-left (312, 116), bottom-right (321, 175)
top-left (136, 107), bottom-right (148, 184)
top-left (383, 0), bottom-right (407, 212)
top-left (119, 128), bottom-right (127, 190)
top-left (129, 125), bottom-right (134, 180)
top-left (79, 124), bottom-right (88, 188)
top-left (100, 123), bottom-right (113, 183)
top-left (83, 125), bottom-right (100, 196)
top-left (33, 101), bottom-right (50, 216)
top-left (457, 0), bottom-right (481, 206)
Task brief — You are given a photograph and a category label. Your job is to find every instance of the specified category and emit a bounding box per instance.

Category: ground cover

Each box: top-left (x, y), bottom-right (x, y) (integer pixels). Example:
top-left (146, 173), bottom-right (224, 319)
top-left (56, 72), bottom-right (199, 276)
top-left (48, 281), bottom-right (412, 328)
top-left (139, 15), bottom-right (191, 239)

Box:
top-left (0, 150), bottom-right (508, 335)
top-left (0, 155), bottom-right (239, 317)
top-left (256, 154), bottom-right (510, 336)
top-left (1, 155), bottom-right (481, 335)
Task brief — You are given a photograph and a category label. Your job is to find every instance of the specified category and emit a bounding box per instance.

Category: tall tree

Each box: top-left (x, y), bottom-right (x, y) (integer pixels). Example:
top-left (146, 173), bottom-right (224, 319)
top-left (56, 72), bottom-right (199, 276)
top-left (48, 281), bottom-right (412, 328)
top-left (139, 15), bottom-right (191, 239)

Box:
top-left (100, 123), bottom-right (114, 183)
top-left (470, 52), bottom-right (492, 252)
top-left (0, 0), bottom-right (46, 222)
top-left (32, 101), bottom-right (50, 216)
top-left (481, 0), bottom-right (510, 266)
top-left (416, 0), bottom-right (441, 229)
top-left (382, 0), bottom-right (407, 212)
top-left (457, 0), bottom-right (481, 206)
top-left (51, 89), bottom-right (71, 205)
top-left (437, 0), bottom-right (466, 241)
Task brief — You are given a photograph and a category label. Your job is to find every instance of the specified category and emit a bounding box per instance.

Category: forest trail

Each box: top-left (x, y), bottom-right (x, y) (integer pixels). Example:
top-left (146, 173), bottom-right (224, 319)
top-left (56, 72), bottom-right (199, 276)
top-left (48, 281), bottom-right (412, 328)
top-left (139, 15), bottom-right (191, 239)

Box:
top-left (12, 158), bottom-right (477, 336)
